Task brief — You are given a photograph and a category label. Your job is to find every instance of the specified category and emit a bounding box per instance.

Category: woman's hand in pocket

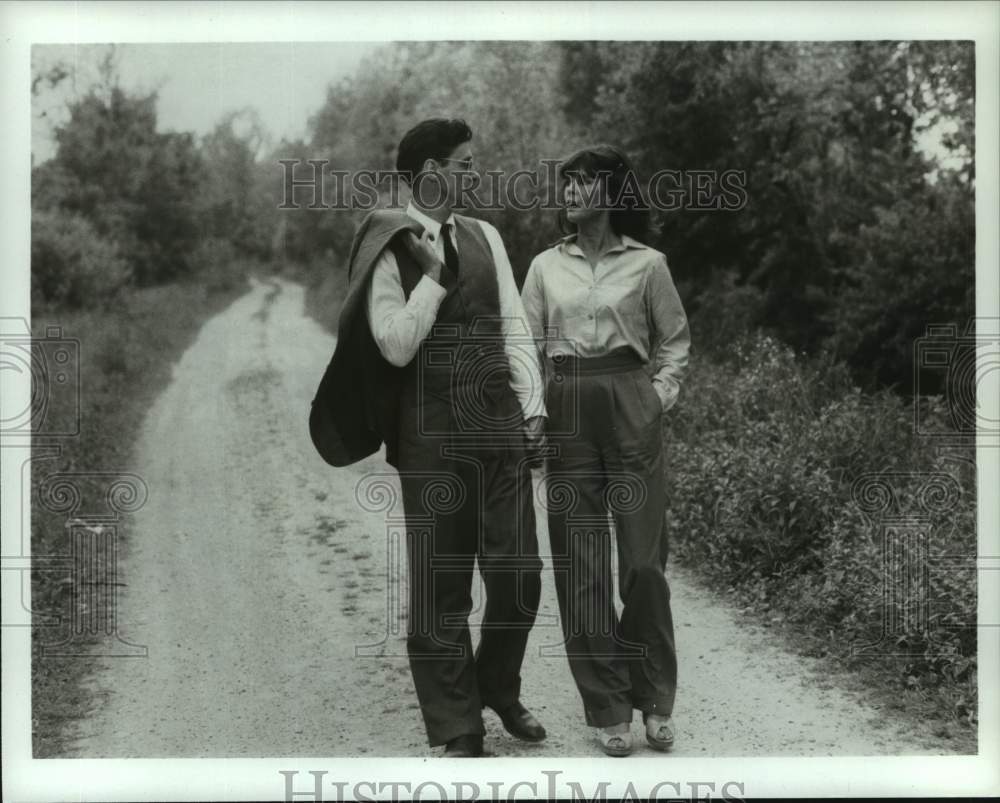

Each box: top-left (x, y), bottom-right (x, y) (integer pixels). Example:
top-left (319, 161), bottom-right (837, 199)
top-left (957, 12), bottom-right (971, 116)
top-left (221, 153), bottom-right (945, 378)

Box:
top-left (652, 377), bottom-right (678, 413)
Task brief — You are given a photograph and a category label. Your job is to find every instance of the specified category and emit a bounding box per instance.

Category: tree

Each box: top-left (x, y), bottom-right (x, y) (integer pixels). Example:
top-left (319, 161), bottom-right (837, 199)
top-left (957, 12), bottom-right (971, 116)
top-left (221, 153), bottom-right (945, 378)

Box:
top-left (555, 40), bottom-right (975, 389)
top-left (33, 84), bottom-right (205, 285)
top-left (301, 41), bottom-right (574, 282)
top-left (200, 108), bottom-right (272, 258)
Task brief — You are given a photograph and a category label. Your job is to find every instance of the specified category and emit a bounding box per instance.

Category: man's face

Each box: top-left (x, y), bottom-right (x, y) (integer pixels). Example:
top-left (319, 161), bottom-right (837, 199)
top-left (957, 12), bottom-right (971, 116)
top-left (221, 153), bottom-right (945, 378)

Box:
top-left (417, 141), bottom-right (474, 210)
top-left (437, 141), bottom-right (474, 172)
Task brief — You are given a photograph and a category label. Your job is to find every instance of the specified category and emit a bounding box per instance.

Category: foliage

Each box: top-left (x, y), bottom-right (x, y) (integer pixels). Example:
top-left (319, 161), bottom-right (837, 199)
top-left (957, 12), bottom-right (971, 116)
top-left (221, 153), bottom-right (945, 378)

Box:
top-left (31, 51), bottom-right (265, 310)
top-left (663, 332), bottom-right (977, 726)
top-left (189, 237), bottom-right (247, 295)
top-left (270, 40), bottom-right (975, 392)
top-left (288, 41), bottom-right (571, 287)
top-left (33, 86), bottom-right (205, 286)
top-left (556, 41), bottom-right (975, 389)
top-left (33, 41), bottom-right (974, 388)
top-left (823, 169), bottom-right (975, 391)
top-left (200, 109), bottom-right (274, 260)
top-left (31, 208), bottom-right (132, 310)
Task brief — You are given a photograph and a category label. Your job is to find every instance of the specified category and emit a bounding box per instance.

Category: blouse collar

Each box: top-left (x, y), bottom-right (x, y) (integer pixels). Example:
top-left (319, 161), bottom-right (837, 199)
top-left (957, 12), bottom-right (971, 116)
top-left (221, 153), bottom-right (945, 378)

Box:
top-left (557, 232), bottom-right (647, 256)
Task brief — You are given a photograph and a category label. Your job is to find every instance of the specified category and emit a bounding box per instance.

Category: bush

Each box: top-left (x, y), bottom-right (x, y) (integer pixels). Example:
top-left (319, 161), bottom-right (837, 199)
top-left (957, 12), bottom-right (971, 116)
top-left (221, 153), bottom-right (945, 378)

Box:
top-left (300, 251), bottom-right (351, 333)
top-left (664, 330), bottom-right (977, 725)
top-left (189, 237), bottom-right (248, 294)
top-left (31, 209), bottom-right (132, 310)
top-left (686, 272), bottom-right (767, 363)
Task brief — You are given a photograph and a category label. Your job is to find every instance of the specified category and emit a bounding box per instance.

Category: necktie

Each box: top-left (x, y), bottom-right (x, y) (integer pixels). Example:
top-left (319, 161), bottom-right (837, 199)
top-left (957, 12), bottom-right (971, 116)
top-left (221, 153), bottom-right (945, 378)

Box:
top-left (441, 221), bottom-right (459, 276)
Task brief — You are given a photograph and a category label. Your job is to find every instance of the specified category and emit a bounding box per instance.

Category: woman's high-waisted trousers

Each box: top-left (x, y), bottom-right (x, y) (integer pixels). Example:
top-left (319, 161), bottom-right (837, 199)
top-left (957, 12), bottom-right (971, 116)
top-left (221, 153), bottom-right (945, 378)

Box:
top-left (545, 346), bottom-right (677, 727)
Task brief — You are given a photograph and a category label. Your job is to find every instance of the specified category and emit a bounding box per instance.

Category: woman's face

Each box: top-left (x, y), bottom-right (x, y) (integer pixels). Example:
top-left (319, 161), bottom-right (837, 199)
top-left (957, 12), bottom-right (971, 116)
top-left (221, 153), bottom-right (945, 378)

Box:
top-left (562, 172), bottom-right (605, 224)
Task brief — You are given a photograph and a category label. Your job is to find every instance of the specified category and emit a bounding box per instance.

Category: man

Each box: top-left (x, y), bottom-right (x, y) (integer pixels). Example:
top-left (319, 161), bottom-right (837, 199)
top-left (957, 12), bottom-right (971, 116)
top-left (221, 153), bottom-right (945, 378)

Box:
top-left (310, 118), bottom-right (547, 757)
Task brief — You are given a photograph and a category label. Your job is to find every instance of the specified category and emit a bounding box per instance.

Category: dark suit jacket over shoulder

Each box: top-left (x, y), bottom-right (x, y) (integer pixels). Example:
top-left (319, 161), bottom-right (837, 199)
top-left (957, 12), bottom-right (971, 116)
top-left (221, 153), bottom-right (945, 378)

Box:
top-left (308, 209), bottom-right (426, 467)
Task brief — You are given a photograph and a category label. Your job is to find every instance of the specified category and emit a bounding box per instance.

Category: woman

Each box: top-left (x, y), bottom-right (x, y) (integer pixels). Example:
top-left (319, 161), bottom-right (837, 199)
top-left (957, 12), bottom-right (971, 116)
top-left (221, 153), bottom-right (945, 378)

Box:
top-left (521, 145), bottom-right (690, 756)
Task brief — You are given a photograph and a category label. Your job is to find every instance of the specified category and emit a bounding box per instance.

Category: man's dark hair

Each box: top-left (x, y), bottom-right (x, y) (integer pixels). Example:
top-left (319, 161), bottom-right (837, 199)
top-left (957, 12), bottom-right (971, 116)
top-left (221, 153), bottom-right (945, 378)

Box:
top-left (395, 118), bottom-right (473, 186)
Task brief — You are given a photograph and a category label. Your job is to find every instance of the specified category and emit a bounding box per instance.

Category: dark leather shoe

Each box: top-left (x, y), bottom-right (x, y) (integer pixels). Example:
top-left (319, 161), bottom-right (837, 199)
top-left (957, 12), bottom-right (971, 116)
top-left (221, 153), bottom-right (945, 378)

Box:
top-left (489, 702), bottom-right (547, 742)
top-left (444, 733), bottom-right (484, 757)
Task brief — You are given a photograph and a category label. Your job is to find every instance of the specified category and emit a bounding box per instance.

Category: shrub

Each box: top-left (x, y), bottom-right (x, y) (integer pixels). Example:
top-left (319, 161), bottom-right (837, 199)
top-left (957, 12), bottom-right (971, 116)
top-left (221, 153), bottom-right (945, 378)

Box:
top-left (189, 237), bottom-right (248, 294)
top-left (687, 272), bottom-right (767, 364)
top-left (664, 330), bottom-right (977, 722)
top-left (31, 209), bottom-right (132, 310)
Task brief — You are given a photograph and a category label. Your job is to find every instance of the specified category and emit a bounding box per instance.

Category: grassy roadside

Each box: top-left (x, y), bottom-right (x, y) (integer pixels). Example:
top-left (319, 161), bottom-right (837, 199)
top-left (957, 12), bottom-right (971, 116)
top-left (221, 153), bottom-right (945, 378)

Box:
top-left (280, 256), bottom-right (349, 336)
top-left (30, 273), bottom-right (252, 757)
top-left (662, 332), bottom-right (978, 752)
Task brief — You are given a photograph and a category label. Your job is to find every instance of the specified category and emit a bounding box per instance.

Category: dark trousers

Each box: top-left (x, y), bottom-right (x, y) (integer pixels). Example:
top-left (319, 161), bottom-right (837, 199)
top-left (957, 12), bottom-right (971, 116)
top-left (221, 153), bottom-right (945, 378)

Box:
top-left (545, 349), bottom-right (677, 728)
top-left (396, 392), bottom-right (542, 747)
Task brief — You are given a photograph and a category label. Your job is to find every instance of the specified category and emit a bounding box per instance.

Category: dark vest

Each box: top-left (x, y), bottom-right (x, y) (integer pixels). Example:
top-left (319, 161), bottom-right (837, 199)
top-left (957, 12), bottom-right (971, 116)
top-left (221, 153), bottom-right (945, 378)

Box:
top-left (383, 214), bottom-right (523, 463)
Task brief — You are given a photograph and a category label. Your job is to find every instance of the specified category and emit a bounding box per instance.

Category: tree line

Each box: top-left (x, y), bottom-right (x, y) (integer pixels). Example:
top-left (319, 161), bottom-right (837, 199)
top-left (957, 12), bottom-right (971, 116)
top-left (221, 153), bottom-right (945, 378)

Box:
top-left (33, 41), bottom-right (974, 394)
top-left (284, 40), bottom-right (975, 394)
top-left (31, 49), bottom-right (272, 307)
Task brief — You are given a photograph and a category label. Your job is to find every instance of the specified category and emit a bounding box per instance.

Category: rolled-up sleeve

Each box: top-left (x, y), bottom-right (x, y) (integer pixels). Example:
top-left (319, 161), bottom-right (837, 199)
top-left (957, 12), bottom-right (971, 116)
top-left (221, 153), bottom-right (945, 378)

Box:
top-left (366, 248), bottom-right (447, 368)
top-left (646, 255), bottom-right (690, 412)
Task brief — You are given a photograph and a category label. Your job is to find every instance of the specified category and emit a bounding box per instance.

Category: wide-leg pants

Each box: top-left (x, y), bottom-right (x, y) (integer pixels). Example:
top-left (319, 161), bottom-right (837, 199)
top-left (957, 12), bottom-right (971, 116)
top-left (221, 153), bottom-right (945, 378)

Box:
top-left (545, 347), bottom-right (678, 727)
top-left (396, 388), bottom-right (542, 747)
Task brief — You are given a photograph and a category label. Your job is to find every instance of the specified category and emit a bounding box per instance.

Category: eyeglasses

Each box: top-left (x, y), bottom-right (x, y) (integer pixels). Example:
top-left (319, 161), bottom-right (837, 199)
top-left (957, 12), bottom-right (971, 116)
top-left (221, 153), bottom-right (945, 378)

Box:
top-left (437, 156), bottom-right (475, 170)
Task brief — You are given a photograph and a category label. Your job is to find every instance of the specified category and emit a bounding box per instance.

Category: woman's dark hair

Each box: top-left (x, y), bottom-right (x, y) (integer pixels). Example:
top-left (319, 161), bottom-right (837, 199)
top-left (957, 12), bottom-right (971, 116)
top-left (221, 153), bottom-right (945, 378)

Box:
top-left (396, 118), bottom-right (473, 186)
top-left (557, 144), bottom-right (658, 244)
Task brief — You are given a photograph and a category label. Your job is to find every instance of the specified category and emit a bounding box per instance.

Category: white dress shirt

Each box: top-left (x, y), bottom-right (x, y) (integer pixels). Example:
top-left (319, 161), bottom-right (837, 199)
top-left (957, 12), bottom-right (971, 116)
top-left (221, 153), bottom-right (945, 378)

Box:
top-left (365, 203), bottom-right (546, 421)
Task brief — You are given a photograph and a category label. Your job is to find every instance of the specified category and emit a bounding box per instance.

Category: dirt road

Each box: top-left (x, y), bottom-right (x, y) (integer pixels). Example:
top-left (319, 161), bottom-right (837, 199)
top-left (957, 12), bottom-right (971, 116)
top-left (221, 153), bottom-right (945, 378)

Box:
top-left (65, 277), bottom-right (948, 758)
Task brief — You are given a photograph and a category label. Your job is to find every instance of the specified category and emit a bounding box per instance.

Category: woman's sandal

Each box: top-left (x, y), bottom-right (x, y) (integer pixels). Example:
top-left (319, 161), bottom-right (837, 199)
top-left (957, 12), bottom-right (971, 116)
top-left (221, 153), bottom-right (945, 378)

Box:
top-left (596, 726), bottom-right (633, 757)
top-left (643, 713), bottom-right (675, 752)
